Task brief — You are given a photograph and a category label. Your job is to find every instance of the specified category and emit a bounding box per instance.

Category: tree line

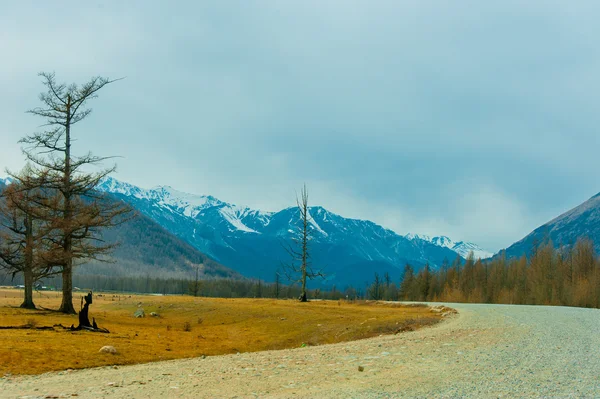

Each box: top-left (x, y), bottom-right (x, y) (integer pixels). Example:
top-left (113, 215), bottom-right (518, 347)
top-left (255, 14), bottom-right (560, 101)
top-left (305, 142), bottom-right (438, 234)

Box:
top-left (1, 271), bottom-right (353, 300)
top-left (366, 238), bottom-right (600, 309)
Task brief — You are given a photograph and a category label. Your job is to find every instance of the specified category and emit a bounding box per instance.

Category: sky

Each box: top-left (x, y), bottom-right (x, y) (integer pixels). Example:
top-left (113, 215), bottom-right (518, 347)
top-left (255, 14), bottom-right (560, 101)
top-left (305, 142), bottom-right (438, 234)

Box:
top-left (1, 1), bottom-right (600, 252)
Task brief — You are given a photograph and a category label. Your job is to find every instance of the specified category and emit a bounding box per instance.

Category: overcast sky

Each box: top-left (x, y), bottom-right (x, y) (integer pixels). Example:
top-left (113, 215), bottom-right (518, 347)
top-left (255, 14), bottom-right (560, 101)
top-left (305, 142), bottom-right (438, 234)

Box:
top-left (2, 1), bottom-right (600, 252)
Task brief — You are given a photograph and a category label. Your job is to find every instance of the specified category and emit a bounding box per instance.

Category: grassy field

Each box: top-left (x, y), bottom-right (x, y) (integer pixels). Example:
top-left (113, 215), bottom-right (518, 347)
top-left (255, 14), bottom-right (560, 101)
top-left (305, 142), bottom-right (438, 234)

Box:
top-left (0, 288), bottom-right (444, 376)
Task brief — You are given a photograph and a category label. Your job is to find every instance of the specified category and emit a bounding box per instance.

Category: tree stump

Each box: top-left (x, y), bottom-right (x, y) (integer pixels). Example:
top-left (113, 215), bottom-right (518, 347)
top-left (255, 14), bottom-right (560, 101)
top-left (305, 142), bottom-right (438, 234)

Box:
top-left (78, 291), bottom-right (93, 328)
top-left (70, 291), bottom-right (109, 333)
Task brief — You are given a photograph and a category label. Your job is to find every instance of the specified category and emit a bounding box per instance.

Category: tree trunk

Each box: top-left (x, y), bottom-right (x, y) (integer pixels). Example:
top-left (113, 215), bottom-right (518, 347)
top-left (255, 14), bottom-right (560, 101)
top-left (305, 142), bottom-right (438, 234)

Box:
top-left (21, 267), bottom-right (35, 309)
top-left (21, 215), bottom-right (36, 309)
top-left (299, 186), bottom-right (309, 302)
top-left (58, 263), bottom-right (76, 314)
top-left (299, 291), bottom-right (307, 302)
top-left (58, 97), bottom-right (76, 315)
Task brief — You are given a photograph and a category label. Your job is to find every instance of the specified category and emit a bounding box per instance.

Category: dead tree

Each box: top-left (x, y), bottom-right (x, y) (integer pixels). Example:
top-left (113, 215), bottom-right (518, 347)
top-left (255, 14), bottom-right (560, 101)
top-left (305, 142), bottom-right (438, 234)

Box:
top-left (283, 184), bottom-right (324, 302)
top-left (70, 291), bottom-right (109, 333)
top-left (189, 264), bottom-right (202, 297)
top-left (19, 72), bottom-right (131, 314)
top-left (78, 292), bottom-right (93, 328)
top-left (274, 271), bottom-right (281, 299)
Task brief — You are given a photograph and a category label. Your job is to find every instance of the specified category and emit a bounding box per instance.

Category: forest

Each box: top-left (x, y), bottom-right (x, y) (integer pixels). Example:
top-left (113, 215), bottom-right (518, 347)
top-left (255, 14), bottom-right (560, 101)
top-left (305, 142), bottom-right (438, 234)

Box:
top-left (367, 238), bottom-right (600, 309)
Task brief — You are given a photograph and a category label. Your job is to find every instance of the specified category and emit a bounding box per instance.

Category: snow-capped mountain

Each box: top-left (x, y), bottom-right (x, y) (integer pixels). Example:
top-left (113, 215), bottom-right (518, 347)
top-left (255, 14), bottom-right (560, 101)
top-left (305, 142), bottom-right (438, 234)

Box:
top-left (404, 234), bottom-right (494, 260)
top-left (95, 177), bottom-right (488, 287)
top-left (0, 177), bottom-right (13, 186)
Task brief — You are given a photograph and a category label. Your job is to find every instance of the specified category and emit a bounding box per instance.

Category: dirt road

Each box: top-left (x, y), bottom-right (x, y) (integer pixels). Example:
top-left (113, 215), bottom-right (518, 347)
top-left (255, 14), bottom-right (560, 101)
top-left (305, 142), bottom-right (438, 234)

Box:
top-left (2, 303), bottom-right (599, 398)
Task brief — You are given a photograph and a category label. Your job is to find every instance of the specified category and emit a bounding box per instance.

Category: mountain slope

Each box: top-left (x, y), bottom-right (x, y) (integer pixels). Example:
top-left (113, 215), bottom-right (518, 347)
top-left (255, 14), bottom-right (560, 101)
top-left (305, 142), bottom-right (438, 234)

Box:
top-left (79, 211), bottom-right (241, 280)
top-left (0, 177), bottom-right (239, 281)
top-left (97, 177), bottom-right (486, 287)
top-left (501, 192), bottom-right (600, 258)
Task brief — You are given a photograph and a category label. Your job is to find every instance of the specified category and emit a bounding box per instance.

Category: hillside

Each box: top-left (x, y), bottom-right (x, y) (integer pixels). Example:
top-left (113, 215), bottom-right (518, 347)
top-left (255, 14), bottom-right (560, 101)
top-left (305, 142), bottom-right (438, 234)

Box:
top-left (78, 211), bottom-right (241, 280)
top-left (501, 191), bottom-right (600, 258)
top-left (0, 178), bottom-right (239, 281)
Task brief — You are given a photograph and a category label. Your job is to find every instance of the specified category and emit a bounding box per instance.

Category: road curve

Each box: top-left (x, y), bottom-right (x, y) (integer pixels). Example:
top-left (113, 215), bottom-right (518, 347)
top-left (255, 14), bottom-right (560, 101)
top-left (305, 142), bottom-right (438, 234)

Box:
top-left (1, 303), bottom-right (599, 398)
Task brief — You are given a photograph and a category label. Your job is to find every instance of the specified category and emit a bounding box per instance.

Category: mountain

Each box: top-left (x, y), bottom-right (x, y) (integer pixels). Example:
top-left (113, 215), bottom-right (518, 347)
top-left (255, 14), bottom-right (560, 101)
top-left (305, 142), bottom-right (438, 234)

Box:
top-left (80, 212), bottom-right (241, 280)
top-left (501, 192), bottom-right (600, 259)
top-left (404, 234), bottom-right (494, 260)
top-left (0, 177), bottom-right (239, 281)
top-left (96, 177), bottom-right (489, 287)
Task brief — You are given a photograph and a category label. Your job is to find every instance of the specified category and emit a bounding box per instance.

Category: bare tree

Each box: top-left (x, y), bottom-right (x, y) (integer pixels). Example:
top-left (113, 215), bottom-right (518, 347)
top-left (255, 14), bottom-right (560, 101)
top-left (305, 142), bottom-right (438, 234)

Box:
top-left (283, 184), bottom-right (324, 302)
top-left (189, 264), bottom-right (202, 297)
top-left (273, 271), bottom-right (281, 299)
top-left (0, 171), bottom-right (58, 308)
top-left (18, 72), bottom-right (131, 314)
top-left (368, 272), bottom-right (382, 300)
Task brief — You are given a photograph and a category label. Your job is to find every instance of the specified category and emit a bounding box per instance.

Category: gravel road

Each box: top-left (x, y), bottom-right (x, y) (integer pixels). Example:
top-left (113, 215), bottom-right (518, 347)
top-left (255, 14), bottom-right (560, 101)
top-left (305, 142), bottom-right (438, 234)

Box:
top-left (2, 303), bottom-right (599, 398)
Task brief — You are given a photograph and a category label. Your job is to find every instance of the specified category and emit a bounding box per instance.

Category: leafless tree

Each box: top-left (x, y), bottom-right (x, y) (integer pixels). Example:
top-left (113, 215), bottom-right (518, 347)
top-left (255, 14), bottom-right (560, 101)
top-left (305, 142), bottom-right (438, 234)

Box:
top-left (0, 170), bottom-right (59, 308)
top-left (17, 72), bottom-right (131, 314)
top-left (283, 184), bottom-right (324, 302)
top-left (189, 264), bottom-right (202, 297)
top-left (273, 271), bottom-right (281, 299)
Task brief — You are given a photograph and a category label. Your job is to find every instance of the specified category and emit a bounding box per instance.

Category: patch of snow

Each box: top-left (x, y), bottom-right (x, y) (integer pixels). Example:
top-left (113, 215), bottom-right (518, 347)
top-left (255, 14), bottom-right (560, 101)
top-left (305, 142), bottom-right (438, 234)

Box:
top-left (219, 205), bottom-right (259, 233)
top-left (308, 210), bottom-right (328, 237)
top-left (0, 176), bottom-right (14, 186)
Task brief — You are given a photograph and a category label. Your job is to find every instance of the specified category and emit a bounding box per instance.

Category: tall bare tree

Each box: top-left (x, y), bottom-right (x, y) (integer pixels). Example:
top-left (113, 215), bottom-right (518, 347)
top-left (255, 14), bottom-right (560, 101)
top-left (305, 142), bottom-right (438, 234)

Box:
top-left (189, 264), bottom-right (202, 297)
top-left (19, 72), bottom-right (130, 314)
top-left (283, 184), bottom-right (324, 302)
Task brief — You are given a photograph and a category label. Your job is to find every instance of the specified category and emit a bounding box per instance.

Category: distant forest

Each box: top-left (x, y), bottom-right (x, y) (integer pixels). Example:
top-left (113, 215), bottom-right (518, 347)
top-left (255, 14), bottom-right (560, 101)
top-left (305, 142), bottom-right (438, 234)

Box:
top-left (368, 238), bottom-right (600, 309)
top-left (0, 271), bottom-right (351, 300)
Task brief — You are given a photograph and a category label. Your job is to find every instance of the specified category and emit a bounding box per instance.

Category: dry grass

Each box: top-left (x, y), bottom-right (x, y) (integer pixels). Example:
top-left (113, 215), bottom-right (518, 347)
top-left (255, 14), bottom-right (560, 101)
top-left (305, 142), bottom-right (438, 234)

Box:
top-left (0, 288), bottom-right (443, 376)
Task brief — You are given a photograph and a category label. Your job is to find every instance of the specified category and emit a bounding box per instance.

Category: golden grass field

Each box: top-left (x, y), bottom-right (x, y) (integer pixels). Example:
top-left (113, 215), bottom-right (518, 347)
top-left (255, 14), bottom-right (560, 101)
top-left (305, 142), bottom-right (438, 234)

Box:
top-left (0, 288), bottom-right (443, 376)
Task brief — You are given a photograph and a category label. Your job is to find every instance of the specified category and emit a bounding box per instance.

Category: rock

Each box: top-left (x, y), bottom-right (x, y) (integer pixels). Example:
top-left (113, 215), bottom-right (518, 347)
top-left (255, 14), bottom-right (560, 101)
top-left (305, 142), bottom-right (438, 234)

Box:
top-left (134, 309), bottom-right (145, 318)
top-left (358, 366), bottom-right (364, 372)
top-left (99, 346), bottom-right (117, 354)
top-left (150, 312), bottom-right (159, 317)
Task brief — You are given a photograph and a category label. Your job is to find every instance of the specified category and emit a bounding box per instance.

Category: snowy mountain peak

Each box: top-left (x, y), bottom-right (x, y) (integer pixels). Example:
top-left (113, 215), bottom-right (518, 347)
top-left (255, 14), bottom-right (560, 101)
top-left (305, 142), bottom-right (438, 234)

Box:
top-left (404, 233), bottom-right (494, 260)
top-left (97, 176), bottom-right (493, 261)
top-left (0, 176), bottom-right (14, 186)
top-left (98, 176), bottom-right (141, 196)
top-left (99, 177), bottom-right (264, 232)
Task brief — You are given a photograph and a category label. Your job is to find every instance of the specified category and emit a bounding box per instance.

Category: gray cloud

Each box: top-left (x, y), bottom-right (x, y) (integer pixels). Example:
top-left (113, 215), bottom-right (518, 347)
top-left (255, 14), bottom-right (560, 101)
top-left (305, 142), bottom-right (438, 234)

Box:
top-left (2, 1), bottom-right (600, 251)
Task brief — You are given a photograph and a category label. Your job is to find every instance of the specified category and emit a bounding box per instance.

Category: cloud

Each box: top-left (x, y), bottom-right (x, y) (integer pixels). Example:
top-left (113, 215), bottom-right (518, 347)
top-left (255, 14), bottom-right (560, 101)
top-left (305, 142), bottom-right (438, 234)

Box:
top-left (1, 1), bottom-right (600, 251)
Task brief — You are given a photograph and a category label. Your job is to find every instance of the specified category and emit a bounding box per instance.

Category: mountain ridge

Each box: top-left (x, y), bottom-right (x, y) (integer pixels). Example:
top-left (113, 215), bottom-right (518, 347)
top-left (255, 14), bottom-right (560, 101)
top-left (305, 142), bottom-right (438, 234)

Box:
top-left (97, 176), bottom-right (492, 259)
top-left (500, 190), bottom-right (600, 259)
top-left (93, 177), bottom-right (493, 287)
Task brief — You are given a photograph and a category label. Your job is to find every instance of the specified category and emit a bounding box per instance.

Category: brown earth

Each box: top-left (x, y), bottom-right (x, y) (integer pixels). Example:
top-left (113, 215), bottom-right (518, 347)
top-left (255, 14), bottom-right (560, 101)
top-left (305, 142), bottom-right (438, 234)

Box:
top-left (0, 288), bottom-right (442, 376)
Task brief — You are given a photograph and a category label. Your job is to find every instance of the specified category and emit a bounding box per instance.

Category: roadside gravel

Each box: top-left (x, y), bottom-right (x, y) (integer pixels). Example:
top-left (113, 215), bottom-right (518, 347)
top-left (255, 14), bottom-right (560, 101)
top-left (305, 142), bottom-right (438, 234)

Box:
top-left (2, 303), bottom-right (599, 398)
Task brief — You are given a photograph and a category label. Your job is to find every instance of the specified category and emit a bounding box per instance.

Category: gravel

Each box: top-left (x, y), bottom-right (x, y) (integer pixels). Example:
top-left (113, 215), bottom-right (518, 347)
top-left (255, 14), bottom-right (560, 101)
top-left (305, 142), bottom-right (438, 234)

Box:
top-left (2, 303), bottom-right (599, 398)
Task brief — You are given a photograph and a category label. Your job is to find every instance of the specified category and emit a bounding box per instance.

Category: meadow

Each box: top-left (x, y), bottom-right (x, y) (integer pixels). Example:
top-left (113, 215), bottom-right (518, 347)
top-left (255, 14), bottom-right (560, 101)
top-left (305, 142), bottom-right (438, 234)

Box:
top-left (0, 288), bottom-right (443, 375)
